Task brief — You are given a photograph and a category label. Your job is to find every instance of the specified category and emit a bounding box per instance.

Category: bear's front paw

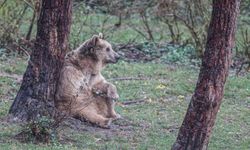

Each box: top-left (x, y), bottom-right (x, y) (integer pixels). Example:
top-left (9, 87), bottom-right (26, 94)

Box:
top-left (99, 118), bottom-right (112, 129)
top-left (107, 84), bottom-right (119, 100)
top-left (112, 113), bottom-right (122, 120)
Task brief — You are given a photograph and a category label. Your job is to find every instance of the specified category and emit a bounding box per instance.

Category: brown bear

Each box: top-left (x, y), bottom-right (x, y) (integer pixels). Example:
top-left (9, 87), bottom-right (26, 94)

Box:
top-left (55, 33), bottom-right (120, 128)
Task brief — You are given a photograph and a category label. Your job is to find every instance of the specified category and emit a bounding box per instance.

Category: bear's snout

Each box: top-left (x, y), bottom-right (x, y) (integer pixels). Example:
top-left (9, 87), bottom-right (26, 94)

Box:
top-left (106, 52), bottom-right (120, 64)
top-left (114, 52), bottom-right (120, 61)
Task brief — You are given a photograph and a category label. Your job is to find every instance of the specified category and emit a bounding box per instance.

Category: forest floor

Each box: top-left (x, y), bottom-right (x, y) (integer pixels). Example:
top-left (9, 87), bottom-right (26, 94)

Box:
top-left (0, 54), bottom-right (249, 150)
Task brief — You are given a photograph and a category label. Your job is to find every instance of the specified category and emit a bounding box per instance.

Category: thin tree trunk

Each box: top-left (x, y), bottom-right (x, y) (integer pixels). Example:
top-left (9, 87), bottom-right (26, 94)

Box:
top-left (9, 0), bottom-right (72, 121)
top-left (25, 8), bottom-right (36, 41)
top-left (26, 0), bottom-right (41, 41)
top-left (172, 0), bottom-right (241, 149)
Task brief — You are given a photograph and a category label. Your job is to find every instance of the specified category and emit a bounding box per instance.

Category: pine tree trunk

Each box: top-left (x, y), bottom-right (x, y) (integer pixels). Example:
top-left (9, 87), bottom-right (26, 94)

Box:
top-left (9, 0), bottom-right (72, 121)
top-left (172, 0), bottom-right (240, 149)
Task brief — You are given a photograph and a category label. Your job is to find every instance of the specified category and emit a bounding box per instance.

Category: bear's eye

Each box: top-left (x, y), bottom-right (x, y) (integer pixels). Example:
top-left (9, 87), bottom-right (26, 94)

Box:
top-left (106, 48), bottom-right (110, 52)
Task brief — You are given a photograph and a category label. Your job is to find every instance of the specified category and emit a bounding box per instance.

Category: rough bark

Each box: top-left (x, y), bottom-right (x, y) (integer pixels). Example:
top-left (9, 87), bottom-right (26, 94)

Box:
top-left (172, 0), bottom-right (241, 149)
top-left (9, 0), bottom-right (72, 121)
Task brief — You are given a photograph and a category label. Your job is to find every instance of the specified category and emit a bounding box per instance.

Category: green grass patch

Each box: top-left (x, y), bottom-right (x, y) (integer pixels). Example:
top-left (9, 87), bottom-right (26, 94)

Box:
top-left (0, 57), bottom-right (249, 149)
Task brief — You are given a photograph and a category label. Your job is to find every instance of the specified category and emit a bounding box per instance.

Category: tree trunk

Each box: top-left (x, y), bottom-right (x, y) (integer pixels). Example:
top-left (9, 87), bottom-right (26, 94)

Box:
top-left (172, 0), bottom-right (240, 150)
top-left (9, 0), bottom-right (72, 121)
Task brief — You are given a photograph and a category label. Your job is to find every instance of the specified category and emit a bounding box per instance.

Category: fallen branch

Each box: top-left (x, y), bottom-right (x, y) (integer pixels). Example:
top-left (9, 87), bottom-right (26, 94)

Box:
top-left (108, 77), bottom-right (149, 81)
top-left (121, 98), bottom-right (146, 105)
top-left (236, 61), bottom-right (250, 76)
top-left (115, 38), bottom-right (137, 50)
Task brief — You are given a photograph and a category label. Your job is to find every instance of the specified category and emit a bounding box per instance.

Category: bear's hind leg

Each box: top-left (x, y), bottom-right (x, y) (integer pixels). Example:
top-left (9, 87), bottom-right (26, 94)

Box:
top-left (78, 108), bottom-right (112, 128)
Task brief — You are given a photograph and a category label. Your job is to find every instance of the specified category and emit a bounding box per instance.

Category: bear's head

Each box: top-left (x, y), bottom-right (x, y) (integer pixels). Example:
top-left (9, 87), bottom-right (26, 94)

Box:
top-left (78, 33), bottom-right (120, 65)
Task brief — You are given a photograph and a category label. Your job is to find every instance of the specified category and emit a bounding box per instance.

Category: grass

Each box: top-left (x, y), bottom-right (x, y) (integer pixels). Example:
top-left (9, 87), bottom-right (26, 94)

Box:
top-left (0, 55), bottom-right (249, 150)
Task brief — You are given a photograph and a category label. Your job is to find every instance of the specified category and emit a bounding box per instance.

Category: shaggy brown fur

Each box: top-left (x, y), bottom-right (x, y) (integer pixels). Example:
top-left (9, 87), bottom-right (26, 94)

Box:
top-left (55, 33), bottom-right (120, 128)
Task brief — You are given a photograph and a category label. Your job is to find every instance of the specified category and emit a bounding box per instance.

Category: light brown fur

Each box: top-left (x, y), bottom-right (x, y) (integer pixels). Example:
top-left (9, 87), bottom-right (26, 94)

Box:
top-left (55, 33), bottom-right (120, 128)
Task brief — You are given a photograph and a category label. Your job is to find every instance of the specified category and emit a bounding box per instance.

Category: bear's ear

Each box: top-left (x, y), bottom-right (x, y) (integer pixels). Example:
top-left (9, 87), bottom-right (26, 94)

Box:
top-left (90, 35), bottom-right (99, 46)
top-left (98, 33), bottom-right (103, 39)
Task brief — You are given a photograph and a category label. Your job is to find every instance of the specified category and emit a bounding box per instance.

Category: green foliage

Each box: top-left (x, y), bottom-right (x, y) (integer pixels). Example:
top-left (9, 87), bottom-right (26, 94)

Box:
top-left (1, 0), bottom-right (250, 61)
top-left (0, 0), bottom-right (32, 47)
top-left (161, 44), bottom-right (197, 64)
top-left (20, 116), bottom-right (59, 144)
